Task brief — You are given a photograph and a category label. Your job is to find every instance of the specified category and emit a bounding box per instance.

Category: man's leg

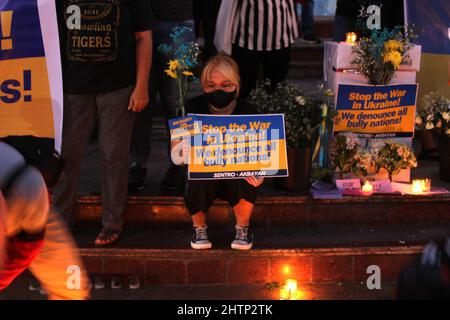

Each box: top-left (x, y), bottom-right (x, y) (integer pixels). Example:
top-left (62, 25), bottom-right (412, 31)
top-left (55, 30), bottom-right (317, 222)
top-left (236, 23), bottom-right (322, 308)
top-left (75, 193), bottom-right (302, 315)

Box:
top-left (262, 47), bottom-right (290, 91)
top-left (301, 0), bottom-right (321, 43)
top-left (52, 94), bottom-right (97, 227)
top-left (302, 0), bottom-right (315, 37)
top-left (29, 210), bottom-right (90, 300)
top-left (201, 0), bottom-right (222, 62)
top-left (96, 86), bottom-right (135, 232)
top-left (232, 45), bottom-right (260, 99)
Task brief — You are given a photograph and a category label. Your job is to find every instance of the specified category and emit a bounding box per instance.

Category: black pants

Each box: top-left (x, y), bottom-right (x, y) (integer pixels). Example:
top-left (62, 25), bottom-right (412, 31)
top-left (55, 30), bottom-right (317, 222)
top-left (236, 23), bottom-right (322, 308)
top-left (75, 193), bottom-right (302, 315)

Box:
top-left (194, 0), bottom-right (222, 62)
top-left (232, 45), bottom-right (291, 99)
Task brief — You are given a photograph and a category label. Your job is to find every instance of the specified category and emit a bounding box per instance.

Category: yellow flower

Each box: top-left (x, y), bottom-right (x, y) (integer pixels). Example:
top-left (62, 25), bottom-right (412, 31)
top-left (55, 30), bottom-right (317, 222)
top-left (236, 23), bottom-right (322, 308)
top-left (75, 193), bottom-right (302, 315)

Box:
top-left (164, 69), bottom-right (177, 79)
top-left (383, 50), bottom-right (402, 69)
top-left (182, 71), bottom-right (193, 76)
top-left (384, 40), bottom-right (403, 52)
top-left (168, 60), bottom-right (179, 71)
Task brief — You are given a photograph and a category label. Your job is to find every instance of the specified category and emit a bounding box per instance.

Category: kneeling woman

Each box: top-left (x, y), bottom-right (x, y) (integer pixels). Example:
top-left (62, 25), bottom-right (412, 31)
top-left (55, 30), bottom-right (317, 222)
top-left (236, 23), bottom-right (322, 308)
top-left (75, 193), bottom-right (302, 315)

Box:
top-left (174, 53), bottom-right (264, 250)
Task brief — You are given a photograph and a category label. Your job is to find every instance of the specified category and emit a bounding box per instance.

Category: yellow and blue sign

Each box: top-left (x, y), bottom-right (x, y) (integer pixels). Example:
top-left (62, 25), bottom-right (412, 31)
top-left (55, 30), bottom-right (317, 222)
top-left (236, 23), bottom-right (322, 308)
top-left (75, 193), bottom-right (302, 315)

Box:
top-left (334, 84), bottom-right (418, 138)
top-left (405, 0), bottom-right (450, 99)
top-left (183, 114), bottom-right (288, 180)
top-left (0, 0), bottom-right (61, 148)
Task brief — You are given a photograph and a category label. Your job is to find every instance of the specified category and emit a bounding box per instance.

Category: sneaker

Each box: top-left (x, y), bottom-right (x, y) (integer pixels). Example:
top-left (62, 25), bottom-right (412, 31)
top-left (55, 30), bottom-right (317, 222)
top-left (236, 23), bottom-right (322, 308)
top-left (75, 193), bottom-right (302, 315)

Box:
top-left (191, 225), bottom-right (212, 250)
top-left (302, 34), bottom-right (322, 44)
top-left (111, 276), bottom-right (122, 289)
top-left (129, 275), bottom-right (140, 290)
top-left (231, 225), bottom-right (253, 250)
top-left (128, 162), bottom-right (147, 191)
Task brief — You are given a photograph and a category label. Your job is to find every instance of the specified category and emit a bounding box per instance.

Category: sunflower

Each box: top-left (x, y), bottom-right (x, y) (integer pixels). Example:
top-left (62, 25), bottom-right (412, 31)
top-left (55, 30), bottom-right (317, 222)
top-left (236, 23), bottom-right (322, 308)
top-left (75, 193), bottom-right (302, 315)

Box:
top-left (168, 60), bottom-right (179, 71)
top-left (164, 69), bottom-right (177, 79)
top-left (383, 50), bottom-right (402, 69)
top-left (384, 39), bottom-right (403, 52)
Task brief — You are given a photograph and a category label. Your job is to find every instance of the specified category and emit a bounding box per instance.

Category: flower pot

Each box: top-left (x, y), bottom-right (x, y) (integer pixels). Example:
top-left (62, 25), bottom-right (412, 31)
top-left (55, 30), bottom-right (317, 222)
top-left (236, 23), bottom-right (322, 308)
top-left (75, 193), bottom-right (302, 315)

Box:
top-left (439, 133), bottom-right (450, 182)
top-left (273, 147), bottom-right (312, 192)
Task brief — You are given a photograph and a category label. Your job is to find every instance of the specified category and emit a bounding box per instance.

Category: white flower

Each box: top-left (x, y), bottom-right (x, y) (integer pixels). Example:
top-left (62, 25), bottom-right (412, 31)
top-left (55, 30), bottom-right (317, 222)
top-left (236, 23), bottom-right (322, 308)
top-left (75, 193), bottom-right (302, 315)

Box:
top-left (442, 112), bottom-right (450, 121)
top-left (369, 139), bottom-right (385, 156)
top-left (325, 89), bottom-right (334, 97)
top-left (436, 120), bottom-right (442, 128)
top-left (295, 96), bottom-right (306, 106)
top-left (344, 133), bottom-right (359, 150)
top-left (415, 116), bottom-right (422, 126)
top-left (425, 122), bottom-right (434, 130)
top-left (446, 128), bottom-right (450, 135)
top-left (427, 114), bottom-right (433, 121)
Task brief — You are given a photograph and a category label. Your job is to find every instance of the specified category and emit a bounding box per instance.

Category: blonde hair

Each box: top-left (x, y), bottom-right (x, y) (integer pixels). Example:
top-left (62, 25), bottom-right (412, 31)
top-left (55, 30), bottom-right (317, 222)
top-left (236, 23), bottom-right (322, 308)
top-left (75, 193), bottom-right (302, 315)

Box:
top-left (201, 53), bottom-right (241, 96)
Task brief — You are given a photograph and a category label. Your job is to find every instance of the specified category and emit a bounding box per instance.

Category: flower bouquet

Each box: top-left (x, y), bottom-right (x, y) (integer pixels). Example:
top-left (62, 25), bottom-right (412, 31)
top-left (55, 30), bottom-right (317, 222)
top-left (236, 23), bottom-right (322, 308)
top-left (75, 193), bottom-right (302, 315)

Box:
top-left (351, 26), bottom-right (417, 85)
top-left (415, 91), bottom-right (450, 135)
top-left (369, 140), bottom-right (417, 181)
top-left (159, 26), bottom-right (200, 117)
top-left (329, 133), bottom-right (371, 179)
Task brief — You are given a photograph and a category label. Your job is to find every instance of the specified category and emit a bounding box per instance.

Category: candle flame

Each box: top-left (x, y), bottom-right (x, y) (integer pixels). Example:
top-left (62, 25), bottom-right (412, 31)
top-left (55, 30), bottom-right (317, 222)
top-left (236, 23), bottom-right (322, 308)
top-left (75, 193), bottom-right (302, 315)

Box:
top-left (362, 181), bottom-right (373, 193)
top-left (412, 179), bottom-right (426, 193)
top-left (345, 32), bottom-right (357, 45)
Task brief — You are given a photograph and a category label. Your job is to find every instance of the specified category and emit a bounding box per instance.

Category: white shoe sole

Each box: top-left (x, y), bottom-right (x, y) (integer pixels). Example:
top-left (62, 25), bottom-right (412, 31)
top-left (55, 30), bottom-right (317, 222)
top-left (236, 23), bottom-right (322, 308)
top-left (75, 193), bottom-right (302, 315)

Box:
top-left (231, 242), bottom-right (253, 250)
top-left (191, 241), bottom-right (212, 250)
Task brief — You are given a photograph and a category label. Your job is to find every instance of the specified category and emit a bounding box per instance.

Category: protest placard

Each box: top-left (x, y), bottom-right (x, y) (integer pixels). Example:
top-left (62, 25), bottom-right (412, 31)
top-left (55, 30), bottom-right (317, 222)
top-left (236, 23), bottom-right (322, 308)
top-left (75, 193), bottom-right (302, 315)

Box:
top-left (0, 0), bottom-right (62, 150)
top-left (334, 84), bottom-right (418, 138)
top-left (180, 114), bottom-right (288, 180)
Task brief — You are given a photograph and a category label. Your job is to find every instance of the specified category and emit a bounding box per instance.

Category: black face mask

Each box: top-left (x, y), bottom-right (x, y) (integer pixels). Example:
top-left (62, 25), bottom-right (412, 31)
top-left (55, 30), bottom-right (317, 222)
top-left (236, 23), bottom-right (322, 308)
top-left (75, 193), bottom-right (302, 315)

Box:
top-left (205, 90), bottom-right (237, 109)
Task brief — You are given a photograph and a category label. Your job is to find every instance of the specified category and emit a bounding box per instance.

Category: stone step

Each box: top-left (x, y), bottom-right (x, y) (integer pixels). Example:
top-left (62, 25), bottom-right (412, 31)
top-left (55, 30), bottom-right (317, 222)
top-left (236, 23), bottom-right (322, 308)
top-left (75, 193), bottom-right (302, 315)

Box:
top-left (79, 244), bottom-right (421, 287)
top-left (1, 280), bottom-right (396, 300)
top-left (68, 226), bottom-right (445, 287)
top-left (72, 194), bottom-right (450, 229)
top-left (0, 277), bottom-right (395, 302)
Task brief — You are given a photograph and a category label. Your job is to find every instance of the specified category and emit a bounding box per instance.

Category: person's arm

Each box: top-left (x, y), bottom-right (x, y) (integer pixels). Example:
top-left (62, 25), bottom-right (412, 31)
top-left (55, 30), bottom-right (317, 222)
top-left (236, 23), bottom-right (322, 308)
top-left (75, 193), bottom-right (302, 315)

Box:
top-left (128, 30), bottom-right (152, 113)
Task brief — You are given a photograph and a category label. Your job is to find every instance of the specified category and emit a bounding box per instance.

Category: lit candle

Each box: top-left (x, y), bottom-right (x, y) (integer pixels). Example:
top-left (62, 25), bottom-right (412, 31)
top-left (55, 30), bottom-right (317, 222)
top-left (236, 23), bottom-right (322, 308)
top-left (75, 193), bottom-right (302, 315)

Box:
top-left (279, 286), bottom-right (290, 300)
top-left (345, 32), bottom-right (357, 45)
top-left (412, 179), bottom-right (431, 194)
top-left (285, 279), bottom-right (298, 293)
top-left (362, 181), bottom-right (373, 193)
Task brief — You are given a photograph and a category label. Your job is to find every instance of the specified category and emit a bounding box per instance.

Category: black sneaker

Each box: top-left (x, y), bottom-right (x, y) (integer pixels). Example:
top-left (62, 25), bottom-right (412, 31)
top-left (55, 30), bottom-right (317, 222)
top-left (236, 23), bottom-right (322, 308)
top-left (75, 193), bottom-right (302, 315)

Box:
top-left (128, 162), bottom-right (147, 191)
top-left (231, 225), bottom-right (253, 250)
top-left (191, 225), bottom-right (212, 250)
top-left (302, 34), bottom-right (322, 44)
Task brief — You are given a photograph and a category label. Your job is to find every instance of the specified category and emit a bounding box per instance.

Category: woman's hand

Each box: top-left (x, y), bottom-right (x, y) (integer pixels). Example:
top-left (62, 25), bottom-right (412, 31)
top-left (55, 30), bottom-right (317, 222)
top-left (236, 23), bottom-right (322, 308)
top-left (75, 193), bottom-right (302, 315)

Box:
top-left (245, 176), bottom-right (264, 188)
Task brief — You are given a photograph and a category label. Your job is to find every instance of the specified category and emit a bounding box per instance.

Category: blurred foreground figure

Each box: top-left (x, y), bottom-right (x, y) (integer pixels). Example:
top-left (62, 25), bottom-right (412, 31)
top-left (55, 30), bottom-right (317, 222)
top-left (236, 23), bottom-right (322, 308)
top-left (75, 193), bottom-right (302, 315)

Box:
top-left (0, 140), bottom-right (89, 300)
top-left (397, 237), bottom-right (450, 299)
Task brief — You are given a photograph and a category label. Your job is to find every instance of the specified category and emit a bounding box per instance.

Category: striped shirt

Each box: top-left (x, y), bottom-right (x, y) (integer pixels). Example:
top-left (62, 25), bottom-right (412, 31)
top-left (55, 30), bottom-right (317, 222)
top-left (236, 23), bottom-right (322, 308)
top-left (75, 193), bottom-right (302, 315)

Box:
top-left (232, 0), bottom-right (299, 51)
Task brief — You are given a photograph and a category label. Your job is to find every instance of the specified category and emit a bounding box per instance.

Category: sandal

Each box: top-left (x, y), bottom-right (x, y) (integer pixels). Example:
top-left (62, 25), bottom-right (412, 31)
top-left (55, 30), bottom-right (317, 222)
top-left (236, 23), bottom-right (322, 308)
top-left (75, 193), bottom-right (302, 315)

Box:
top-left (95, 229), bottom-right (121, 246)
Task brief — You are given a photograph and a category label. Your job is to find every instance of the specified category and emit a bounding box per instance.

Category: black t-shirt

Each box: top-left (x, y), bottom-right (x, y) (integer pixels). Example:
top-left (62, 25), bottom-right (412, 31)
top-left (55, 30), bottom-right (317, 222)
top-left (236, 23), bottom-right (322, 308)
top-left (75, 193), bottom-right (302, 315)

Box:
top-left (151, 0), bottom-right (193, 22)
top-left (57, 0), bottom-right (154, 94)
top-left (186, 95), bottom-right (258, 116)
